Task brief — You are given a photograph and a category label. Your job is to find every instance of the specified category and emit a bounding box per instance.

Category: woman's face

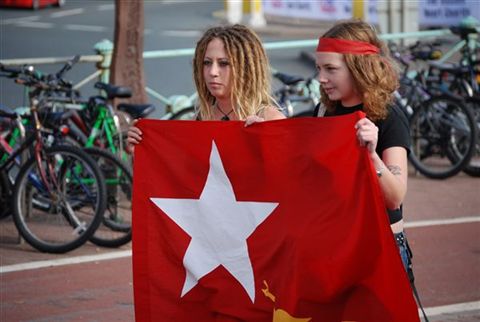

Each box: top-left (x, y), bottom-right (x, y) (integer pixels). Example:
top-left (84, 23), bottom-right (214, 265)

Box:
top-left (315, 52), bottom-right (362, 107)
top-left (203, 38), bottom-right (232, 100)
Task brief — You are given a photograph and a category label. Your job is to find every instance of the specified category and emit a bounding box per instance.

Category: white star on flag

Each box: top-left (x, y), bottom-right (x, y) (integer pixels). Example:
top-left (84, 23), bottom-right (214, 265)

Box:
top-left (150, 141), bottom-right (279, 303)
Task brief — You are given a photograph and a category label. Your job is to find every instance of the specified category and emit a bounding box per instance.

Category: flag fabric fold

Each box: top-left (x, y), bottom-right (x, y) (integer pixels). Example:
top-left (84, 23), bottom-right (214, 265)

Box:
top-left (132, 113), bottom-right (419, 322)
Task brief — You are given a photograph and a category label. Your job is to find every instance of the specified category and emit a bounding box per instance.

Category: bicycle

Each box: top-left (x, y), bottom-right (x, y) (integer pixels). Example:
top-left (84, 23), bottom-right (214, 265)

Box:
top-left (36, 66), bottom-right (140, 247)
top-left (40, 107), bottom-right (134, 248)
top-left (2, 61), bottom-right (136, 248)
top-left (82, 146), bottom-right (132, 248)
top-left (0, 65), bottom-right (107, 253)
top-left (390, 40), bottom-right (478, 179)
top-left (18, 100), bottom-right (135, 248)
top-left (0, 105), bottom-right (27, 219)
top-left (146, 86), bottom-right (197, 120)
top-left (38, 68), bottom-right (155, 165)
top-left (422, 25), bottom-right (480, 177)
top-left (272, 69), bottom-right (320, 118)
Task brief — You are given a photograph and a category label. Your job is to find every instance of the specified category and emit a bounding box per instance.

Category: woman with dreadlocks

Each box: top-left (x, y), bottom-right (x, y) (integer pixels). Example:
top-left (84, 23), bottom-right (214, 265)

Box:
top-left (127, 24), bottom-right (285, 146)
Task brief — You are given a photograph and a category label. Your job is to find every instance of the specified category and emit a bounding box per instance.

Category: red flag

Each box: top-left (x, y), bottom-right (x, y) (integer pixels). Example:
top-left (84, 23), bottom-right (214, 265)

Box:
top-left (132, 113), bottom-right (419, 322)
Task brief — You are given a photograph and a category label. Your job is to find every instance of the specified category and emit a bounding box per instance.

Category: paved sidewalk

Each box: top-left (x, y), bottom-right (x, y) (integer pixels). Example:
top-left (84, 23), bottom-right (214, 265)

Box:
top-left (423, 310), bottom-right (480, 322)
top-left (1, 171), bottom-right (479, 321)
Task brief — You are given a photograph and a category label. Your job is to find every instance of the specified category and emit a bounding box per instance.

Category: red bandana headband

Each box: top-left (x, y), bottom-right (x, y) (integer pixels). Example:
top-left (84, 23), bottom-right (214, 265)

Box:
top-left (316, 37), bottom-right (379, 55)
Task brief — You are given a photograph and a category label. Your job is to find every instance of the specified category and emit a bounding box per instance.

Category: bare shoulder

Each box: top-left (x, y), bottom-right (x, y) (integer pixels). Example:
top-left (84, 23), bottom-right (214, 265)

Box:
top-left (261, 105), bottom-right (286, 121)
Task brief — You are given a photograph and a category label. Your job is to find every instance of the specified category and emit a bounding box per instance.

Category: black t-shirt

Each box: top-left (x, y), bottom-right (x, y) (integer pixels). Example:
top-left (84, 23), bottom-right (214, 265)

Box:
top-left (313, 103), bottom-right (411, 224)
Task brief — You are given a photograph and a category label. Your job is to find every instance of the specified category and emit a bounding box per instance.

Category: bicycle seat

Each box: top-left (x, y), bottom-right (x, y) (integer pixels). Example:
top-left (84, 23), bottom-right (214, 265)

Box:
top-left (117, 103), bottom-right (155, 119)
top-left (94, 82), bottom-right (132, 99)
top-left (0, 106), bottom-right (17, 119)
top-left (449, 26), bottom-right (478, 40)
top-left (274, 72), bottom-right (304, 85)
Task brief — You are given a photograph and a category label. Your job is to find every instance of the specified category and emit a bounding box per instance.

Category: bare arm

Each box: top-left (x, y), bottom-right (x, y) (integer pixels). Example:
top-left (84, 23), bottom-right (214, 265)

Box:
top-left (262, 106), bottom-right (286, 121)
top-left (370, 147), bottom-right (408, 210)
top-left (244, 106), bottom-right (286, 126)
top-left (355, 117), bottom-right (408, 210)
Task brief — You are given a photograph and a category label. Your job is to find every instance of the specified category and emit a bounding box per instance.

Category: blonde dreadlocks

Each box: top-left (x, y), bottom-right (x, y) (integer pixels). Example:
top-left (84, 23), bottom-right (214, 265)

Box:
top-left (193, 24), bottom-right (273, 121)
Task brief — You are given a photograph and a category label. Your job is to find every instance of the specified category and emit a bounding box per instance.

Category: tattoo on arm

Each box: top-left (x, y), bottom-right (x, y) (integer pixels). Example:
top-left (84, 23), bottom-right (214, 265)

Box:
top-left (387, 165), bottom-right (402, 176)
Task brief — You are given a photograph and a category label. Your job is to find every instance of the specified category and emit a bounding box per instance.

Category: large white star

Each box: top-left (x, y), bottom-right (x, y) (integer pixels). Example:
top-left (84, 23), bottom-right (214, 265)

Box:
top-left (150, 141), bottom-right (278, 303)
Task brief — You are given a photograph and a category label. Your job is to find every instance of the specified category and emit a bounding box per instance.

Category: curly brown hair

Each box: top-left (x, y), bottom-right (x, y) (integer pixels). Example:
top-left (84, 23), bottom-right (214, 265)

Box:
top-left (320, 20), bottom-right (399, 121)
top-left (193, 24), bottom-right (273, 120)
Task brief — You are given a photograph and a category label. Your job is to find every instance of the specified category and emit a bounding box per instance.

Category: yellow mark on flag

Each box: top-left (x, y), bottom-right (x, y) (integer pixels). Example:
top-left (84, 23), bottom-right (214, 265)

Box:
top-left (262, 280), bottom-right (312, 322)
top-left (273, 309), bottom-right (312, 322)
top-left (262, 280), bottom-right (276, 302)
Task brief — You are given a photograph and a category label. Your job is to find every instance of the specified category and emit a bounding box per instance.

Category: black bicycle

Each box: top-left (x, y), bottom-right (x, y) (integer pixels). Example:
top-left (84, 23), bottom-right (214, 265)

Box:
top-left (0, 63), bottom-right (106, 253)
top-left (390, 41), bottom-right (478, 179)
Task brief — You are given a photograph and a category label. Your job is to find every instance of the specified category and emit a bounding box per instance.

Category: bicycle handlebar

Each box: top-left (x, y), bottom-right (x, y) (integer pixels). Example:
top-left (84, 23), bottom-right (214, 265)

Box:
top-left (0, 64), bottom-right (39, 79)
top-left (0, 64), bottom-right (22, 76)
top-left (2, 56), bottom-right (82, 98)
top-left (55, 55), bottom-right (80, 80)
top-left (390, 40), bottom-right (442, 74)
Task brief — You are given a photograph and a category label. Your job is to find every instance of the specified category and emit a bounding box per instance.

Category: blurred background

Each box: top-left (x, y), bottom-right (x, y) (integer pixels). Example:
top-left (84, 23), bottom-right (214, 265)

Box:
top-left (2, 0), bottom-right (479, 118)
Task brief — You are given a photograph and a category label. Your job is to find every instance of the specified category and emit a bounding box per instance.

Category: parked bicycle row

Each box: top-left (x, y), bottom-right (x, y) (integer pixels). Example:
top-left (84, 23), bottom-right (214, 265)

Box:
top-left (387, 24), bottom-right (479, 179)
top-left (0, 58), bottom-right (157, 253)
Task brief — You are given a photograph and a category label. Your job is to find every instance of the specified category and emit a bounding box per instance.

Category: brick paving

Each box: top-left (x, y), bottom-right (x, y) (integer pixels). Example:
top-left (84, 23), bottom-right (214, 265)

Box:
top-left (1, 171), bottom-right (478, 321)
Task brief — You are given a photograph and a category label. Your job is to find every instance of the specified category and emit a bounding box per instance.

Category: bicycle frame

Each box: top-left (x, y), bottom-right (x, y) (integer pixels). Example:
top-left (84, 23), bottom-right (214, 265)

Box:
top-left (0, 100), bottom-right (56, 194)
top-left (438, 32), bottom-right (479, 64)
top-left (47, 96), bottom-right (125, 159)
top-left (274, 75), bottom-right (320, 117)
top-left (145, 87), bottom-right (198, 120)
top-left (85, 106), bottom-right (120, 153)
top-left (437, 27), bottom-right (480, 93)
top-left (0, 116), bottom-right (26, 164)
top-left (85, 104), bottom-right (124, 159)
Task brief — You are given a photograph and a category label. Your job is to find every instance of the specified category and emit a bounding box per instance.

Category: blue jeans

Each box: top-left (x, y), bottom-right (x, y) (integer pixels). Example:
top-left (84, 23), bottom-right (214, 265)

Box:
top-left (394, 231), bottom-right (412, 277)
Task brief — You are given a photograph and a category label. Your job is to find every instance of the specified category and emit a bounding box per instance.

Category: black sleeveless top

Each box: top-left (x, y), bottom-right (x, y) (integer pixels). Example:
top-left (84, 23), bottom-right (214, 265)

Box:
top-left (313, 103), bottom-right (411, 224)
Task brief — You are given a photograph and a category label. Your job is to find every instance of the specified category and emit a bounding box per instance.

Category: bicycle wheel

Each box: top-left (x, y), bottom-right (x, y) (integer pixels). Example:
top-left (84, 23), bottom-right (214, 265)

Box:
top-left (170, 107), bottom-right (196, 120)
top-left (12, 145), bottom-right (106, 253)
top-left (409, 96), bottom-right (477, 179)
top-left (0, 169), bottom-right (12, 219)
top-left (461, 98), bottom-right (480, 177)
top-left (85, 147), bottom-right (132, 247)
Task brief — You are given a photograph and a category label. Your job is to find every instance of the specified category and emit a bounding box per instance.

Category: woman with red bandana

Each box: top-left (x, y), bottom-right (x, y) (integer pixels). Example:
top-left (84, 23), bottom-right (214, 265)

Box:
top-left (313, 20), bottom-right (412, 272)
top-left (312, 19), bottom-right (433, 321)
top-left (246, 18), bottom-right (430, 319)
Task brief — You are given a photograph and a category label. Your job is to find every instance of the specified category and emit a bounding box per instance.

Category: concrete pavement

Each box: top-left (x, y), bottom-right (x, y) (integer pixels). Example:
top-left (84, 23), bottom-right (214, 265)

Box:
top-left (1, 171), bottom-right (479, 321)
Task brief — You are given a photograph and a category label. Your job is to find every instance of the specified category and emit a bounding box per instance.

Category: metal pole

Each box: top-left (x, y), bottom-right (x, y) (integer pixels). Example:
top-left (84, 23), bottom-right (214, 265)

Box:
top-left (94, 39), bottom-right (114, 84)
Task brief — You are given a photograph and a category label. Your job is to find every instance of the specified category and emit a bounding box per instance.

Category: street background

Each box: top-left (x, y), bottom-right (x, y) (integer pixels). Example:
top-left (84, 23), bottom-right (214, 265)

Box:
top-left (1, 1), bottom-right (479, 321)
top-left (0, 0), bottom-right (319, 117)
